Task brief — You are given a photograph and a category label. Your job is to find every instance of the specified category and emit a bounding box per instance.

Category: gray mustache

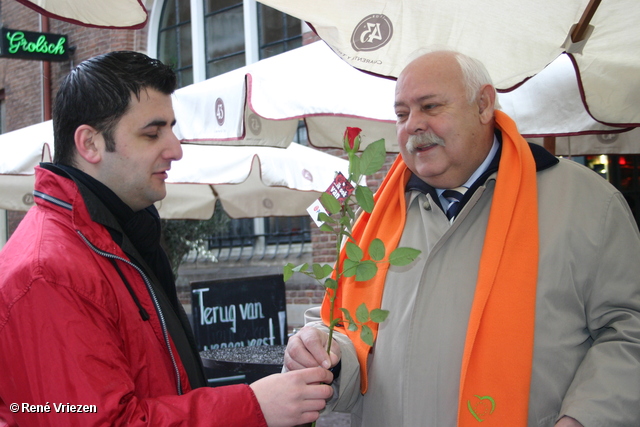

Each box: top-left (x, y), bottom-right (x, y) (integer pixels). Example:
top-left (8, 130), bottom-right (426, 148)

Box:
top-left (406, 132), bottom-right (445, 153)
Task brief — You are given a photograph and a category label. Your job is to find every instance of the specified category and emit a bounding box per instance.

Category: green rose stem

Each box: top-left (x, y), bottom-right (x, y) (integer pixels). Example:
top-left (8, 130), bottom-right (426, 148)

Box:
top-left (325, 193), bottom-right (350, 357)
top-left (284, 128), bottom-right (420, 427)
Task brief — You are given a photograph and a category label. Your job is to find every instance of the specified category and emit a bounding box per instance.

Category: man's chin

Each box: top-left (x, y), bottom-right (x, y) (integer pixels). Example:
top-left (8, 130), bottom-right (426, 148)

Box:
top-left (408, 163), bottom-right (450, 187)
top-left (157, 189), bottom-right (167, 203)
top-left (147, 187), bottom-right (167, 208)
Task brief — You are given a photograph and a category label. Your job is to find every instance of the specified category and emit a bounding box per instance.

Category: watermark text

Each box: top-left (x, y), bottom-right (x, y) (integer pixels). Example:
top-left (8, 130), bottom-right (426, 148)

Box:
top-left (9, 402), bottom-right (97, 414)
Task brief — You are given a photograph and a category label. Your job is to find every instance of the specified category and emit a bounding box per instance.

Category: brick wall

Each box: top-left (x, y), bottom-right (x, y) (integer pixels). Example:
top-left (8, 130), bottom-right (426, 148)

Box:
top-left (0, 0), bottom-right (44, 130)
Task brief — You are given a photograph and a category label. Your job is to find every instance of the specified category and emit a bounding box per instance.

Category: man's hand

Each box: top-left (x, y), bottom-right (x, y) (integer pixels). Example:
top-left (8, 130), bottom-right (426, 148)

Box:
top-left (284, 326), bottom-right (341, 371)
top-left (555, 416), bottom-right (584, 427)
top-left (250, 367), bottom-right (334, 427)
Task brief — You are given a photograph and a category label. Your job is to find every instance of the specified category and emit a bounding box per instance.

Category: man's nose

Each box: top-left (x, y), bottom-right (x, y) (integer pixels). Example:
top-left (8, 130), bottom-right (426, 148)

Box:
top-left (404, 111), bottom-right (427, 135)
top-left (165, 132), bottom-right (183, 161)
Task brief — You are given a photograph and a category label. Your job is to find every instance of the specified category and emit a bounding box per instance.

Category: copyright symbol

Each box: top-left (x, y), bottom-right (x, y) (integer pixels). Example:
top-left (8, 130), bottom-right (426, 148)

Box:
top-left (10, 403), bottom-right (19, 412)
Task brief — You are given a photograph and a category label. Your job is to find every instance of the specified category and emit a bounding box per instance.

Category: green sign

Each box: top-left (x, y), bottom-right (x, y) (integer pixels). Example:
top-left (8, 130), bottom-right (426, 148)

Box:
top-left (0, 28), bottom-right (69, 61)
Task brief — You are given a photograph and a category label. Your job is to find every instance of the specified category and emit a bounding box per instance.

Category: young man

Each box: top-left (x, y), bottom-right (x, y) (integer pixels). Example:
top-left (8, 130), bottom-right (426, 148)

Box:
top-left (284, 50), bottom-right (640, 426)
top-left (0, 51), bottom-right (332, 426)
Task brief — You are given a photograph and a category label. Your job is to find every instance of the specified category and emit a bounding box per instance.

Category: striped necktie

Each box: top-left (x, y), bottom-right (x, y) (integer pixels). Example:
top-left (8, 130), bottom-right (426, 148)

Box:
top-left (442, 186), bottom-right (468, 220)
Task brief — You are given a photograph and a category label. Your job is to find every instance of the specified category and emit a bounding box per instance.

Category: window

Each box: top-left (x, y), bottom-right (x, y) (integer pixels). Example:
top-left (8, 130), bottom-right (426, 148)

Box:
top-left (208, 214), bottom-right (312, 261)
top-left (209, 217), bottom-right (255, 249)
top-left (264, 216), bottom-right (311, 245)
top-left (608, 155), bottom-right (640, 227)
top-left (579, 154), bottom-right (640, 228)
top-left (155, 0), bottom-right (302, 85)
top-left (294, 120), bottom-right (308, 145)
top-left (257, 3), bottom-right (302, 59)
top-left (158, 0), bottom-right (193, 87)
top-left (204, 0), bottom-right (245, 78)
top-left (153, 1), bottom-right (309, 256)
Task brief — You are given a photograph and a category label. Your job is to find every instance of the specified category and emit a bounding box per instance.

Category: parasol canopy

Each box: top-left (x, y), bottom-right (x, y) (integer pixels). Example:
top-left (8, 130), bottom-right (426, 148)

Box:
top-left (171, 41), bottom-right (399, 152)
top-left (258, 0), bottom-right (640, 128)
top-left (0, 121), bottom-right (351, 219)
top-left (15, 0), bottom-right (148, 29)
top-left (161, 143), bottom-right (352, 219)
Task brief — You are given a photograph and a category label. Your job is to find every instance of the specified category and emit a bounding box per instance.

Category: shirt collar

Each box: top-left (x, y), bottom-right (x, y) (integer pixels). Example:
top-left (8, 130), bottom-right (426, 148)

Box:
top-left (435, 135), bottom-right (500, 200)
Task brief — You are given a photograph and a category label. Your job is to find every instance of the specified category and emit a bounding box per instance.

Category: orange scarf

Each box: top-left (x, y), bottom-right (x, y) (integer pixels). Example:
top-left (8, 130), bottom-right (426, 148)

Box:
top-left (321, 111), bottom-right (539, 426)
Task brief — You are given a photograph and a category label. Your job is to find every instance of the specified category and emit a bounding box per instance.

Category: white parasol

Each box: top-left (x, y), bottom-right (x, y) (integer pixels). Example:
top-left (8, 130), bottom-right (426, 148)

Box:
top-left (171, 41), bottom-right (399, 152)
top-left (0, 121), bottom-right (352, 219)
top-left (15, 0), bottom-right (148, 29)
top-left (258, 0), bottom-right (640, 128)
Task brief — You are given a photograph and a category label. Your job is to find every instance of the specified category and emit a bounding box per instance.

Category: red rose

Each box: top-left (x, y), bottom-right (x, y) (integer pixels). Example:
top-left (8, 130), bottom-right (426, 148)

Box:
top-left (343, 127), bottom-right (362, 153)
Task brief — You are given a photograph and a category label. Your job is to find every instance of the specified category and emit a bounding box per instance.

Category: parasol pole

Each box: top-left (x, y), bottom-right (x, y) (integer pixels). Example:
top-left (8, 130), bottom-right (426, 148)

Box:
top-left (543, 136), bottom-right (557, 156)
top-left (571, 0), bottom-right (602, 43)
top-left (547, 0), bottom-right (603, 157)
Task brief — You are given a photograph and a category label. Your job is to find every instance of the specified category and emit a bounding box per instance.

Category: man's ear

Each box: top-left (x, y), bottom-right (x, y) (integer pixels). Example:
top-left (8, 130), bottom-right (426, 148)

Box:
top-left (477, 84), bottom-right (496, 125)
top-left (74, 125), bottom-right (102, 164)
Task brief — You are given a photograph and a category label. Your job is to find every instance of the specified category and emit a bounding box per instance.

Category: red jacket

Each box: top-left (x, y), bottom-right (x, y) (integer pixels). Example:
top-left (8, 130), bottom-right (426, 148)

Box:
top-left (0, 166), bottom-right (267, 426)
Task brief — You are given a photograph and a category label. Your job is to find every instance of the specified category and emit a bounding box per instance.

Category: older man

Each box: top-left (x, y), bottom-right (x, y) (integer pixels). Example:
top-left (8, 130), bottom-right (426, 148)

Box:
top-left (284, 50), bottom-right (640, 427)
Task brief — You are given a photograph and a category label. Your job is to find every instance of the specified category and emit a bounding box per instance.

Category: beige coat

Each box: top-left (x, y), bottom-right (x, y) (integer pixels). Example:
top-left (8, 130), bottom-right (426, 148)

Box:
top-left (306, 156), bottom-right (640, 426)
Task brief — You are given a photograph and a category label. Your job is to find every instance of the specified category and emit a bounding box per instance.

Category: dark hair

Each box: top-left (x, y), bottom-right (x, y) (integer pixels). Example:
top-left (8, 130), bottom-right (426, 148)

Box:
top-left (53, 51), bottom-right (177, 166)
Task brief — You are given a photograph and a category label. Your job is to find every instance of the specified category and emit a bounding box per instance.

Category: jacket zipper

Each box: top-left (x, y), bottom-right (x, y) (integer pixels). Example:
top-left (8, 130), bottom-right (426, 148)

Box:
top-left (77, 231), bottom-right (183, 396)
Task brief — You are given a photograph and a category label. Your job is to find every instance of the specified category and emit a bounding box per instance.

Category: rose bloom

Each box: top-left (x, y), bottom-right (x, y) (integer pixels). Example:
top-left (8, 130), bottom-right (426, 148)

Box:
top-left (343, 127), bottom-right (362, 152)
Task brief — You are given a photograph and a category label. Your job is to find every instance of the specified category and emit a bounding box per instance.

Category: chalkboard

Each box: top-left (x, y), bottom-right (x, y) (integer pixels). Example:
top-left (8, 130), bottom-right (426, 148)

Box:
top-left (191, 274), bottom-right (288, 351)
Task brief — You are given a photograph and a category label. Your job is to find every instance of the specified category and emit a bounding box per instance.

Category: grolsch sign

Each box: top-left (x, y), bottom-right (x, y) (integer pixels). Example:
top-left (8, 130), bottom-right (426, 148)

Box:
top-left (0, 28), bottom-right (69, 61)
